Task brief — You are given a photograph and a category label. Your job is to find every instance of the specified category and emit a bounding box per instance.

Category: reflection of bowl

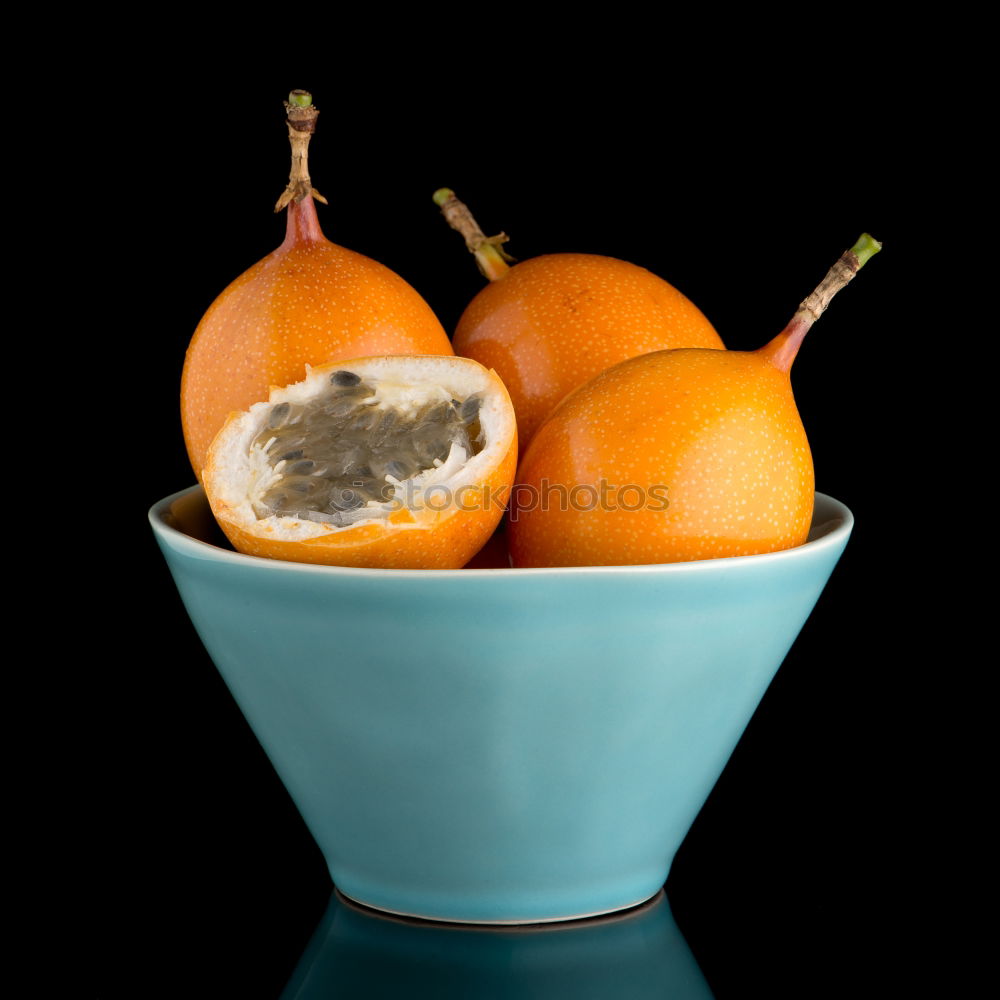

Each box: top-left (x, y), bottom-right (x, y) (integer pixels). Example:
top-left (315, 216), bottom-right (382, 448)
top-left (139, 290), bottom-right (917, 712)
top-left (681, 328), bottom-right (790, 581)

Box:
top-left (282, 889), bottom-right (712, 999)
top-left (150, 486), bottom-right (852, 924)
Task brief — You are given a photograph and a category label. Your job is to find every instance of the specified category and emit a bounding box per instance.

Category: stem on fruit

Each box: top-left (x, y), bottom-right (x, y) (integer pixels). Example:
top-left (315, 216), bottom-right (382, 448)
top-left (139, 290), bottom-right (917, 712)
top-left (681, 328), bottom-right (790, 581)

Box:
top-left (275, 90), bottom-right (328, 213)
top-left (433, 188), bottom-right (514, 281)
top-left (762, 234), bottom-right (882, 372)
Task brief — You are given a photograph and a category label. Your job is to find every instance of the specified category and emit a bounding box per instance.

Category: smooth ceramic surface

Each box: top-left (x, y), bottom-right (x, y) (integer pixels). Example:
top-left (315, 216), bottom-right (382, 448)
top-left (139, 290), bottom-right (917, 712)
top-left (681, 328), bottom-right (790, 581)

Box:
top-left (150, 486), bottom-right (852, 924)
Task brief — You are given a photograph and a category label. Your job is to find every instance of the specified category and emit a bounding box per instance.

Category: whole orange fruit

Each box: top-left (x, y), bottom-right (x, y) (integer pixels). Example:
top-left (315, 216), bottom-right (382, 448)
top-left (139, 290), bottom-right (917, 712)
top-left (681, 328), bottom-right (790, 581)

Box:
top-left (182, 93), bottom-right (452, 480)
top-left (204, 355), bottom-right (517, 570)
top-left (508, 347), bottom-right (814, 567)
top-left (508, 235), bottom-right (881, 567)
top-left (435, 190), bottom-right (723, 450)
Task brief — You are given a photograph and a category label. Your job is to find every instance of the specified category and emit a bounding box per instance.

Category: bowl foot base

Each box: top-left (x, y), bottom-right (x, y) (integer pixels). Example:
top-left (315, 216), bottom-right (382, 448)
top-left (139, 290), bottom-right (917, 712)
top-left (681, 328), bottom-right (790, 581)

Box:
top-left (333, 885), bottom-right (664, 927)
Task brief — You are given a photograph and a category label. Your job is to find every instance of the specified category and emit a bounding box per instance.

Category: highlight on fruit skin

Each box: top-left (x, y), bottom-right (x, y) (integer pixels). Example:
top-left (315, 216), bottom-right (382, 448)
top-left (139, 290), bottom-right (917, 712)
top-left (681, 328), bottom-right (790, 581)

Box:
top-left (180, 91), bottom-right (453, 481)
top-left (508, 234), bottom-right (880, 568)
top-left (203, 356), bottom-right (517, 569)
top-left (434, 188), bottom-right (724, 451)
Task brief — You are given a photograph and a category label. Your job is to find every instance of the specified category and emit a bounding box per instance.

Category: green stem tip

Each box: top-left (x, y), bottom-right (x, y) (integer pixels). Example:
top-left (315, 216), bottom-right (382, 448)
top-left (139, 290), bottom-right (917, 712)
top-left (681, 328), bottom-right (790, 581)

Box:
top-left (851, 233), bottom-right (882, 268)
top-left (433, 188), bottom-right (513, 282)
top-left (762, 233), bottom-right (882, 372)
top-left (288, 89), bottom-right (313, 108)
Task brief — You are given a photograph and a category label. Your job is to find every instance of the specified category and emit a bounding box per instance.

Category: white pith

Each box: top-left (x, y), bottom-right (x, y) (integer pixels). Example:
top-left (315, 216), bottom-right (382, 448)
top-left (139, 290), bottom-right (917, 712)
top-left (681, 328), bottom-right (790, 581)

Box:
top-left (206, 356), bottom-right (515, 541)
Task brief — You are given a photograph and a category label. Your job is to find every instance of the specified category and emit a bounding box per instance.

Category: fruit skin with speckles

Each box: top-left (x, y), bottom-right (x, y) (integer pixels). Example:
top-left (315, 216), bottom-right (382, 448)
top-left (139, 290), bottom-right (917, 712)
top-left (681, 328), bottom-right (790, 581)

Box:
top-left (508, 234), bottom-right (879, 567)
top-left (181, 196), bottom-right (454, 480)
top-left (508, 347), bottom-right (814, 567)
top-left (452, 252), bottom-right (723, 450)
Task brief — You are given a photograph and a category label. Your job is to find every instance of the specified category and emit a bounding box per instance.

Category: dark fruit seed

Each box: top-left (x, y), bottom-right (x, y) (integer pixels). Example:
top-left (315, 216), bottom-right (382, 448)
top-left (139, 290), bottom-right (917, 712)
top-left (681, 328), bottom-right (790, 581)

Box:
top-left (350, 409), bottom-right (379, 433)
top-left (267, 402), bottom-right (291, 429)
top-left (281, 449), bottom-right (304, 460)
top-left (460, 396), bottom-right (481, 423)
top-left (330, 370), bottom-right (361, 386)
top-left (289, 460), bottom-right (315, 475)
top-left (334, 384), bottom-right (375, 399)
top-left (325, 397), bottom-right (362, 418)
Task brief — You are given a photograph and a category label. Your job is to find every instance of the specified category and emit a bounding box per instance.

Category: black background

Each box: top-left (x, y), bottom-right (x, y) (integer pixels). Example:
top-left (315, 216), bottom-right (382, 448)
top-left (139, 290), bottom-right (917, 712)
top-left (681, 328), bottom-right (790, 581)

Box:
top-left (81, 41), bottom-right (965, 998)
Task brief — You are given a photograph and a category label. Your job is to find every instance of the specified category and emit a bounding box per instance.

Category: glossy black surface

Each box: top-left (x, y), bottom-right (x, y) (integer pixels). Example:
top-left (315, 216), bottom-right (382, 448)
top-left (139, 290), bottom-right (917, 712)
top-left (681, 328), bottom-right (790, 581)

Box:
top-left (80, 49), bottom-right (949, 998)
top-left (281, 890), bottom-right (711, 998)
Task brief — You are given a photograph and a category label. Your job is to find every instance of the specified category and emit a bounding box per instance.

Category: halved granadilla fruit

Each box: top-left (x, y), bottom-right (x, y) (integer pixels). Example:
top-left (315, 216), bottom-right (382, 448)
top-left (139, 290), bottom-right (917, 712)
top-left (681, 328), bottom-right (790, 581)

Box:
top-left (203, 356), bottom-right (517, 569)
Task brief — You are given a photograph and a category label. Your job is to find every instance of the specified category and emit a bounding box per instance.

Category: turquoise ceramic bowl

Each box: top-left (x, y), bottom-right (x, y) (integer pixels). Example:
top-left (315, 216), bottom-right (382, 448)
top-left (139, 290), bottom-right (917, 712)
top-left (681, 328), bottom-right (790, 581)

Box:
top-left (150, 486), bottom-right (852, 924)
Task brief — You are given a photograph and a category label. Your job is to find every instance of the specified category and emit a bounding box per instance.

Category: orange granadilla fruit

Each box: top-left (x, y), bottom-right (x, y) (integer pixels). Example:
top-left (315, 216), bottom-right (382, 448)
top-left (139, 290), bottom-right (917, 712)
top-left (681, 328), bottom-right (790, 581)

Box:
top-left (434, 188), bottom-right (722, 450)
top-left (182, 91), bottom-right (452, 480)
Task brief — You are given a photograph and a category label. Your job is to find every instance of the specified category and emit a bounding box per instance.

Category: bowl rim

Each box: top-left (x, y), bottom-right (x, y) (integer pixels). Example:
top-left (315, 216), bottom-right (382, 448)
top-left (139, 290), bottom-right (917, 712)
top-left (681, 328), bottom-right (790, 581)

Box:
top-left (149, 485), bottom-right (853, 578)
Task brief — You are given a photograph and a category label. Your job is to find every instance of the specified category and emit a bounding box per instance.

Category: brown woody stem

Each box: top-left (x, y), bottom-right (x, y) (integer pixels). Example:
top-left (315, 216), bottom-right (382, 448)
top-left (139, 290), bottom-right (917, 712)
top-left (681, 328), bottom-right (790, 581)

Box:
top-left (433, 188), bottom-right (513, 281)
top-left (763, 234), bottom-right (882, 372)
top-left (275, 90), bottom-right (328, 212)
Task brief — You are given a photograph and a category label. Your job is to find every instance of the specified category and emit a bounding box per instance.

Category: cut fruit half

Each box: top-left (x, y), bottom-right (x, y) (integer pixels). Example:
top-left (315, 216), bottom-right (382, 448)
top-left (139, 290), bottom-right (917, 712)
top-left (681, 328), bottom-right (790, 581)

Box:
top-left (204, 356), bottom-right (517, 569)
